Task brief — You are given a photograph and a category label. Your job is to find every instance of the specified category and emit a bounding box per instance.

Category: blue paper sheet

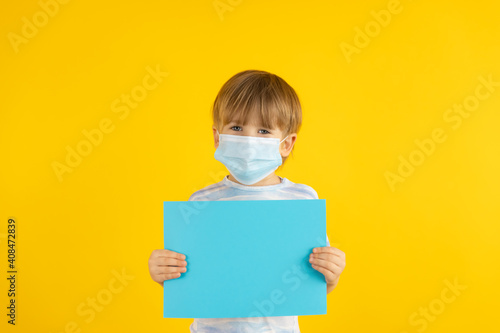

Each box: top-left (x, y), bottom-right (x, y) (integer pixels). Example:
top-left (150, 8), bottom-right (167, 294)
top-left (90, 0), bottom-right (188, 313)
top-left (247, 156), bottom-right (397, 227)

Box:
top-left (163, 199), bottom-right (327, 318)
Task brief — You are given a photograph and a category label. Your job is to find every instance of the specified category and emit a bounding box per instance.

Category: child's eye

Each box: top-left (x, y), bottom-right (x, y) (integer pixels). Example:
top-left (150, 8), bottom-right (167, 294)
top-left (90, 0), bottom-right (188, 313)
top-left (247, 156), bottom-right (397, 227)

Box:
top-left (259, 129), bottom-right (270, 134)
top-left (230, 126), bottom-right (242, 131)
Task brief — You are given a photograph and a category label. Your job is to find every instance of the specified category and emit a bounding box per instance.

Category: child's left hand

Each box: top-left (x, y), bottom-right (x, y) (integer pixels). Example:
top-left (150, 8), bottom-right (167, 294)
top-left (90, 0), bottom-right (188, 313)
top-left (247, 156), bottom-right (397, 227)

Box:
top-left (309, 246), bottom-right (346, 286)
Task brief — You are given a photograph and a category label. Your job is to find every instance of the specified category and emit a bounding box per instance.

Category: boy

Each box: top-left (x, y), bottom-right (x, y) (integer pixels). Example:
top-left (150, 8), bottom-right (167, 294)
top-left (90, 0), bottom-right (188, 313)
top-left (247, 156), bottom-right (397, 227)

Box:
top-left (148, 70), bottom-right (346, 332)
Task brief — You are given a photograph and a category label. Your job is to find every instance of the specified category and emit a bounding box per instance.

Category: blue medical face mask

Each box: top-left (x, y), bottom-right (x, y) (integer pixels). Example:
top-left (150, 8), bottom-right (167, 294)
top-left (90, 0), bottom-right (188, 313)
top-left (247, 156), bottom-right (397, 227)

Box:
top-left (214, 129), bottom-right (288, 185)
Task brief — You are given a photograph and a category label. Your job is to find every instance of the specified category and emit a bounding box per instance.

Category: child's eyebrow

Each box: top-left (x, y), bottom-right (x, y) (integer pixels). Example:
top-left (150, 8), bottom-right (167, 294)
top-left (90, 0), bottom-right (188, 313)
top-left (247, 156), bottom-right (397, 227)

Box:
top-left (227, 121), bottom-right (275, 132)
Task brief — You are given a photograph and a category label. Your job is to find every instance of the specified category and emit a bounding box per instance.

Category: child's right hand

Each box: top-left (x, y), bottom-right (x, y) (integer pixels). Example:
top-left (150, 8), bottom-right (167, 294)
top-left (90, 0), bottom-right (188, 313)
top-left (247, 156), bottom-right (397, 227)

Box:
top-left (148, 249), bottom-right (188, 286)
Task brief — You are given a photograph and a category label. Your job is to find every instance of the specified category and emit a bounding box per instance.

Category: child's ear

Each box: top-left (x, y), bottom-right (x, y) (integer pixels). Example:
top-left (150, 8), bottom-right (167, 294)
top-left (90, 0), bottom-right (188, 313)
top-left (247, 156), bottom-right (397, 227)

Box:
top-left (280, 133), bottom-right (297, 156)
top-left (212, 126), bottom-right (220, 148)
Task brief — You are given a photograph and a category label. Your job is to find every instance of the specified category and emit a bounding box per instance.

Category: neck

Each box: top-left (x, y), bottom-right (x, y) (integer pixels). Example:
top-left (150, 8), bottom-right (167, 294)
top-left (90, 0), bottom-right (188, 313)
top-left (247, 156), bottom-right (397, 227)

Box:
top-left (228, 173), bottom-right (281, 186)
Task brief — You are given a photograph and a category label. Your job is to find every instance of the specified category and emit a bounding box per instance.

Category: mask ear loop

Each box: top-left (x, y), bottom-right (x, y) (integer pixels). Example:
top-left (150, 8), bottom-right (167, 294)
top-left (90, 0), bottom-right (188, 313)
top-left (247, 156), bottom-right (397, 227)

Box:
top-left (216, 129), bottom-right (221, 142)
top-left (276, 135), bottom-right (289, 173)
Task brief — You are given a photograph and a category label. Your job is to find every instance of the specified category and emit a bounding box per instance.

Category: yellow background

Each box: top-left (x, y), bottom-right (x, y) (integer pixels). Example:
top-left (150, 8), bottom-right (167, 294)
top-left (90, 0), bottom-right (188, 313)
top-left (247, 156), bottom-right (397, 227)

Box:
top-left (1, 0), bottom-right (499, 332)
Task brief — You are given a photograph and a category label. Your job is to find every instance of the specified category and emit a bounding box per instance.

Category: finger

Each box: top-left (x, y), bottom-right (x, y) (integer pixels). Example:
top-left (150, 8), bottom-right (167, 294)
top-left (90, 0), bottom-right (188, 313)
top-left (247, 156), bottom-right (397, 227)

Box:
top-left (158, 257), bottom-right (187, 267)
top-left (311, 264), bottom-right (336, 283)
top-left (312, 247), bottom-right (334, 254)
top-left (310, 253), bottom-right (344, 268)
top-left (155, 249), bottom-right (186, 260)
top-left (310, 257), bottom-right (342, 274)
top-left (310, 253), bottom-right (336, 262)
top-left (313, 246), bottom-right (345, 259)
top-left (162, 272), bottom-right (182, 281)
top-left (158, 265), bottom-right (187, 275)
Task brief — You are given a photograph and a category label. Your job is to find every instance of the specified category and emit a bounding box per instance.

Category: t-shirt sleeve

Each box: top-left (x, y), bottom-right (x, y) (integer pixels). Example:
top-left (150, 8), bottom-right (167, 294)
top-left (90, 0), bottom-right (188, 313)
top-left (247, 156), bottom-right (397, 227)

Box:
top-left (188, 191), bottom-right (202, 201)
top-left (188, 189), bottom-right (213, 201)
top-left (326, 234), bottom-right (330, 247)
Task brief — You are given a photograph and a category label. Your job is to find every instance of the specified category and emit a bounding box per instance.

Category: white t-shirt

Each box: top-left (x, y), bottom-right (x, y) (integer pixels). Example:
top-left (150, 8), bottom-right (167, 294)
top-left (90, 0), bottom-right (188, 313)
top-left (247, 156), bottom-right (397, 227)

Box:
top-left (187, 175), bottom-right (330, 333)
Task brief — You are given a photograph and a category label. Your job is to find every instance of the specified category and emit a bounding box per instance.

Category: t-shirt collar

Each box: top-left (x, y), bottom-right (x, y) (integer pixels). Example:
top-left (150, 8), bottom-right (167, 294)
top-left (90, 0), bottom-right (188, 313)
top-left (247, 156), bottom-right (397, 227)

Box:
top-left (222, 175), bottom-right (286, 190)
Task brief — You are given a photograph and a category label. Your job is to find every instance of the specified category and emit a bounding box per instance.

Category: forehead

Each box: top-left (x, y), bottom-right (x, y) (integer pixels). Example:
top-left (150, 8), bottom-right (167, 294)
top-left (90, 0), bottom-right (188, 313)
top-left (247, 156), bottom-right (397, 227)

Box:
top-left (221, 100), bottom-right (283, 131)
top-left (227, 112), bottom-right (261, 125)
top-left (227, 110), bottom-right (278, 128)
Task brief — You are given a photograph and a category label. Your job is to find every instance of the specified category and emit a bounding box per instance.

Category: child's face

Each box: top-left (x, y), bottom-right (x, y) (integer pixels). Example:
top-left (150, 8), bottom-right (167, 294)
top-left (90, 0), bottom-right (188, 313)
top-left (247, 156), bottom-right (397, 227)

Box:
top-left (212, 113), bottom-right (296, 157)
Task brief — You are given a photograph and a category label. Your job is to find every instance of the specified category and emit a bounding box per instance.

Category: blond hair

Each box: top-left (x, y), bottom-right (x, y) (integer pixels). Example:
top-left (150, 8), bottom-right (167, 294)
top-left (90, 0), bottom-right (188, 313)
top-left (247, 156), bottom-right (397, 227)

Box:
top-left (212, 70), bottom-right (302, 165)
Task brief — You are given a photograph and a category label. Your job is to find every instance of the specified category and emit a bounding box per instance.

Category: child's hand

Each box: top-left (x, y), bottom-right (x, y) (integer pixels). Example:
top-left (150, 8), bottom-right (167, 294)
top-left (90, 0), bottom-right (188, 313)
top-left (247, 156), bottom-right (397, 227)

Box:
top-left (309, 246), bottom-right (346, 287)
top-left (148, 249), bottom-right (188, 286)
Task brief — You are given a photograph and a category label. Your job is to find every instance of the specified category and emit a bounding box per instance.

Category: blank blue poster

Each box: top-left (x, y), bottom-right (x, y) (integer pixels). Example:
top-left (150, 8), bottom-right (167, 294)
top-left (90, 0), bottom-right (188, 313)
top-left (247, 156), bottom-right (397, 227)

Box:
top-left (163, 199), bottom-right (327, 319)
